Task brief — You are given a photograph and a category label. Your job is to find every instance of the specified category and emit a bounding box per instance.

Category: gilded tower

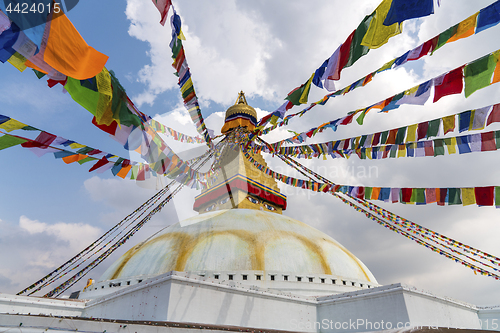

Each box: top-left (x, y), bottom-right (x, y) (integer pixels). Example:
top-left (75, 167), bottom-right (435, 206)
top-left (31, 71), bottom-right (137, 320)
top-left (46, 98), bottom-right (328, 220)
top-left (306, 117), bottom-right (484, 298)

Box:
top-left (193, 92), bottom-right (287, 214)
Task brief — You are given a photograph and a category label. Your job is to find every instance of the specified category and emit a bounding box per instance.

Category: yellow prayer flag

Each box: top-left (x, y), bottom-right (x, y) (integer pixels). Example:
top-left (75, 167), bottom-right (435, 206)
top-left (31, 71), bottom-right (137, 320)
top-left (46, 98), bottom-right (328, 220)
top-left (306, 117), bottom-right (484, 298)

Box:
top-left (7, 52), bottom-right (27, 72)
top-left (447, 13), bottom-right (478, 43)
top-left (299, 73), bottom-right (314, 104)
top-left (361, 0), bottom-right (402, 49)
top-left (180, 78), bottom-right (194, 94)
top-left (0, 119), bottom-right (27, 132)
top-left (96, 67), bottom-right (113, 125)
top-left (397, 144), bottom-right (406, 158)
top-left (406, 124), bottom-right (417, 143)
top-left (445, 137), bottom-right (457, 154)
top-left (366, 147), bottom-right (372, 159)
top-left (442, 115), bottom-right (455, 134)
top-left (461, 188), bottom-right (476, 206)
top-left (69, 143), bottom-right (86, 149)
top-left (371, 187), bottom-right (381, 200)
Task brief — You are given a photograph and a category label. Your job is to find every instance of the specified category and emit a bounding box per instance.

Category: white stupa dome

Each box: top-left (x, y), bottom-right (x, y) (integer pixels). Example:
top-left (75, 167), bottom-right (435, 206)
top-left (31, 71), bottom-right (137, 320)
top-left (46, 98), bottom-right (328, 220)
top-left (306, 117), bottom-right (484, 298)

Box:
top-left (98, 209), bottom-right (377, 287)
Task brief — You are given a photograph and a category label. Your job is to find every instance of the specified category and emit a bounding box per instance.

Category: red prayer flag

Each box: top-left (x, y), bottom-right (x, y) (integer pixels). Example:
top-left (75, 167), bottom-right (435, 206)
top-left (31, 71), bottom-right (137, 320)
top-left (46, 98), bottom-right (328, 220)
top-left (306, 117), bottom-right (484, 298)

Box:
top-left (333, 30), bottom-right (355, 80)
top-left (417, 122), bottom-right (429, 140)
top-left (481, 131), bottom-right (497, 151)
top-left (21, 131), bottom-right (57, 149)
top-left (437, 188), bottom-right (448, 206)
top-left (92, 117), bottom-right (118, 135)
top-left (340, 114), bottom-right (354, 125)
top-left (401, 188), bottom-right (413, 202)
top-left (475, 186), bottom-right (494, 206)
top-left (89, 156), bottom-right (109, 172)
top-left (372, 132), bottom-right (381, 146)
top-left (151, 0), bottom-right (172, 26)
top-left (433, 66), bottom-right (464, 103)
top-left (386, 129), bottom-right (398, 145)
top-left (486, 104), bottom-right (500, 126)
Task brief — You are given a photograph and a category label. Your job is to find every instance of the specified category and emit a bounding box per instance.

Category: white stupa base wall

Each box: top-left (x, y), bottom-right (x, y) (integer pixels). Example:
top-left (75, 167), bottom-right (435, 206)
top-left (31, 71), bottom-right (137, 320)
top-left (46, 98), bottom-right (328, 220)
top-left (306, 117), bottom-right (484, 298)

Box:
top-left (1, 272), bottom-right (499, 332)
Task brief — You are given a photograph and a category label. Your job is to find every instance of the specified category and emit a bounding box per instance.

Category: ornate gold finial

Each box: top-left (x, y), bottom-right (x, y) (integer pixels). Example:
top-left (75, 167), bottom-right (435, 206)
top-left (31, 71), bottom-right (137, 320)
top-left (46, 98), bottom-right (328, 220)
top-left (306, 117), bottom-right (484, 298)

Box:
top-left (236, 91), bottom-right (248, 105)
top-left (221, 91), bottom-right (258, 134)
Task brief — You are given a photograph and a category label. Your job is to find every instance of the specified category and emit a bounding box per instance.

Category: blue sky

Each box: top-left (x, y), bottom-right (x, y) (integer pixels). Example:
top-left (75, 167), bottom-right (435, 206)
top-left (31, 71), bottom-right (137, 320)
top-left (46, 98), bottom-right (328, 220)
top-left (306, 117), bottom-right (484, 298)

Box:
top-left (1, 0), bottom-right (500, 306)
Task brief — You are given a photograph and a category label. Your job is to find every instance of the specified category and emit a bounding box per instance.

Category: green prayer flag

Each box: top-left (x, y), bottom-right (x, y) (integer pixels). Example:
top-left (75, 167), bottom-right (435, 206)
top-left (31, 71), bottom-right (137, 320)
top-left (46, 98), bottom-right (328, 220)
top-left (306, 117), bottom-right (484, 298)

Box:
top-left (359, 135), bottom-right (367, 147)
top-left (448, 188), bottom-right (462, 205)
top-left (364, 187), bottom-right (373, 199)
top-left (381, 130), bottom-right (389, 144)
top-left (32, 69), bottom-right (46, 79)
top-left (345, 14), bottom-right (373, 68)
top-left (0, 135), bottom-right (27, 151)
top-left (427, 119), bottom-right (441, 138)
top-left (65, 78), bottom-right (99, 116)
top-left (434, 139), bottom-right (445, 156)
top-left (360, 148), bottom-right (366, 159)
top-left (464, 54), bottom-right (497, 98)
top-left (389, 145), bottom-right (398, 158)
top-left (286, 74), bottom-right (314, 106)
top-left (356, 110), bottom-right (367, 125)
top-left (434, 25), bottom-right (458, 53)
top-left (395, 127), bottom-right (406, 144)
top-left (496, 131), bottom-right (500, 149)
top-left (77, 157), bottom-right (96, 165)
top-left (495, 186), bottom-right (500, 207)
top-left (415, 188), bottom-right (426, 204)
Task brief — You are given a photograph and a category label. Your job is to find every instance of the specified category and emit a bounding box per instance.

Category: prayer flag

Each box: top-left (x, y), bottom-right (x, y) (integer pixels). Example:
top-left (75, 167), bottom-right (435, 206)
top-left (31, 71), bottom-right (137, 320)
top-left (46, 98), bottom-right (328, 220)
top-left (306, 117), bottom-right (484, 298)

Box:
top-left (481, 131), bottom-right (497, 151)
top-left (152, 0), bottom-right (172, 26)
top-left (487, 103), bottom-right (500, 125)
top-left (417, 121), bottom-right (429, 140)
top-left (361, 0), bottom-right (402, 49)
top-left (442, 115), bottom-right (455, 135)
top-left (433, 67), bottom-right (464, 103)
top-left (0, 134), bottom-right (27, 151)
top-left (476, 2), bottom-right (500, 34)
top-left (44, 11), bottom-right (108, 80)
top-left (475, 186), bottom-right (494, 206)
top-left (448, 188), bottom-right (462, 205)
top-left (345, 14), bottom-right (373, 68)
top-left (464, 54), bottom-right (497, 97)
top-left (427, 119), bottom-right (440, 138)
top-left (285, 74), bottom-right (315, 105)
top-left (461, 188), bottom-right (476, 206)
top-left (384, 0), bottom-right (434, 25)
top-left (447, 13), bottom-right (478, 43)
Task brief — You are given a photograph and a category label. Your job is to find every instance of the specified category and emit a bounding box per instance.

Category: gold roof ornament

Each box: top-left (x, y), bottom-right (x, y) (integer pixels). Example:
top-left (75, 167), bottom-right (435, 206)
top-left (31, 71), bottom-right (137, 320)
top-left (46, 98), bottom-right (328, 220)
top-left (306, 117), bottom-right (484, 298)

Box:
top-left (221, 91), bottom-right (257, 133)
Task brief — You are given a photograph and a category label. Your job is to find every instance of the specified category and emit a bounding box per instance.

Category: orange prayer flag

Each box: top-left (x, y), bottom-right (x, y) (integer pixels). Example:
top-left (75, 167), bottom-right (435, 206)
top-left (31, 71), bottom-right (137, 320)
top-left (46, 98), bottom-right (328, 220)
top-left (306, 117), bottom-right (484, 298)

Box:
top-left (44, 11), bottom-right (108, 80)
top-left (492, 52), bottom-right (500, 84)
top-left (447, 13), bottom-right (478, 44)
top-left (116, 165), bottom-right (133, 179)
top-left (371, 187), bottom-right (381, 200)
top-left (62, 154), bottom-right (88, 164)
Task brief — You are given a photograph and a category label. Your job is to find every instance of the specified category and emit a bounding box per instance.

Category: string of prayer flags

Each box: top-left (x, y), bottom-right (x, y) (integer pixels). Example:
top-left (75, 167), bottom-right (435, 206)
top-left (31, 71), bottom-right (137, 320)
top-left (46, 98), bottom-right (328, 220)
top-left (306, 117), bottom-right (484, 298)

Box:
top-left (243, 148), bottom-right (500, 209)
top-left (252, 103), bottom-right (500, 159)
top-left (271, 49), bottom-right (500, 146)
top-left (256, 2), bottom-right (500, 136)
top-left (169, 8), bottom-right (213, 146)
top-left (0, 113), bottom-right (218, 188)
top-left (340, 195), bottom-right (500, 279)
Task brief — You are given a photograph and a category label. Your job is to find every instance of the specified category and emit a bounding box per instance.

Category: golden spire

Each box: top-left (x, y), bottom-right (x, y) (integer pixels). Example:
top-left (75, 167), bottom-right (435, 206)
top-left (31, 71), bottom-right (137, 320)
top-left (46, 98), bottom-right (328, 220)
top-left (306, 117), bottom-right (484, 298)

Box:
top-left (221, 91), bottom-right (257, 134)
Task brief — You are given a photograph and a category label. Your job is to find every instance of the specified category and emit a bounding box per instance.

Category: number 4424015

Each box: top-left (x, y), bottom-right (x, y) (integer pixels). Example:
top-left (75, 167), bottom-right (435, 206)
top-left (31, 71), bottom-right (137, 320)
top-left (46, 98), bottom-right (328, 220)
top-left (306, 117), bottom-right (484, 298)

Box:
top-left (5, 2), bottom-right (61, 14)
